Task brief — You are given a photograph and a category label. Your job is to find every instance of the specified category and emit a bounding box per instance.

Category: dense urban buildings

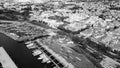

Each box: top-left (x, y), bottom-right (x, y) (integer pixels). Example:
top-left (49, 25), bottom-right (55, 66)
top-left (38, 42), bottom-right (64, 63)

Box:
top-left (0, 0), bottom-right (120, 68)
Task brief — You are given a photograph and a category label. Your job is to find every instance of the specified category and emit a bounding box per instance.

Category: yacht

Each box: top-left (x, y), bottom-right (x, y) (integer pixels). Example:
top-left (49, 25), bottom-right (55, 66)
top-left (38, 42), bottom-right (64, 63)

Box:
top-left (42, 56), bottom-right (50, 63)
top-left (32, 49), bottom-right (42, 56)
top-left (25, 41), bottom-right (32, 45)
top-left (26, 43), bottom-right (37, 49)
top-left (38, 53), bottom-right (46, 60)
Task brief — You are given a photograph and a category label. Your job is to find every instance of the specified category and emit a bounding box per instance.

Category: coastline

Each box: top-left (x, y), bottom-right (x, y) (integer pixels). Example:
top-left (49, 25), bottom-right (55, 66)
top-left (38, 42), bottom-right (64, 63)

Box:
top-left (0, 47), bottom-right (18, 68)
top-left (0, 30), bottom-right (19, 41)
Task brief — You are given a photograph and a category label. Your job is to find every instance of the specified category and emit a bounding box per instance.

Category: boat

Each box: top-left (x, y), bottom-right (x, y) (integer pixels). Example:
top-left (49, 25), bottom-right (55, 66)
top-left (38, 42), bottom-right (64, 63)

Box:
top-left (42, 57), bottom-right (50, 63)
top-left (32, 49), bottom-right (42, 56)
top-left (25, 41), bottom-right (32, 45)
top-left (26, 43), bottom-right (37, 49)
top-left (38, 53), bottom-right (46, 60)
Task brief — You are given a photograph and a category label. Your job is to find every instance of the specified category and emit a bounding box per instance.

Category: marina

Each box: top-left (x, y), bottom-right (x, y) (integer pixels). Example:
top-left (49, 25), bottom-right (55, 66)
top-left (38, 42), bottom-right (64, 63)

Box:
top-left (0, 33), bottom-right (53, 68)
top-left (0, 0), bottom-right (120, 68)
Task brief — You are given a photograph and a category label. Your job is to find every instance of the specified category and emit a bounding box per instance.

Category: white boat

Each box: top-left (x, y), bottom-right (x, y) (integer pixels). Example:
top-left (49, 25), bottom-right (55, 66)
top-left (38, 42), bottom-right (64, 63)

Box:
top-left (42, 57), bottom-right (50, 63)
top-left (38, 53), bottom-right (46, 60)
top-left (46, 60), bottom-right (51, 63)
top-left (32, 49), bottom-right (42, 56)
top-left (26, 43), bottom-right (34, 47)
top-left (26, 43), bottom-right (36, 49)
top-left (25, 41), bottom-right (32, 45)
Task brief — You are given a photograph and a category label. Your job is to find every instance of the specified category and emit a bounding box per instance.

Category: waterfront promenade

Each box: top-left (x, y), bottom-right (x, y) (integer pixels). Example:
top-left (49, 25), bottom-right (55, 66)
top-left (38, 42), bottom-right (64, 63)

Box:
top-left (0, 47), bottom-right (18, 68)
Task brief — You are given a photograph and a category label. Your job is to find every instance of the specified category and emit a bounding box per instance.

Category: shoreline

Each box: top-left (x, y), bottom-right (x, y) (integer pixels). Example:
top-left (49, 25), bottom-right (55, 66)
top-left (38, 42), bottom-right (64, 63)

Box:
top-left (0, 30), bottom-right (18, 41)
top-left (0, 47), bottom-right (18, 68)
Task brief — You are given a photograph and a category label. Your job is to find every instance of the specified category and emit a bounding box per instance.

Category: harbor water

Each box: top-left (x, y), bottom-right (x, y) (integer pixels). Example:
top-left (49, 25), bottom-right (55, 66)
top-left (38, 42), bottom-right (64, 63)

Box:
top-left (0, 33), bottom-right (51, 68)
